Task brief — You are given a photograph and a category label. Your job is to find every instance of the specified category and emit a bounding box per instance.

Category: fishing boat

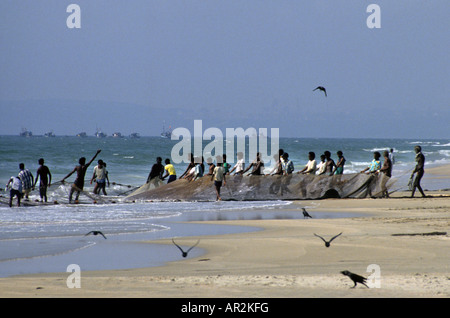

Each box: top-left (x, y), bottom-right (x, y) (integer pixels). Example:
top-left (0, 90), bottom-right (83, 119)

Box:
top-left (112, 132), bottom-right (123, 138)
top-left (19, 128), bottom-right (32, 137)
top-left (76, 132), bottom-right (87, 138)
top-left (160, 122), bottom-right (173, 138)
top-left (130, 132), bottom-right (140, 139)
top-left (44, 131), bottom-right (55, 137)
top-left (95, 129), bottom-right (107, 138)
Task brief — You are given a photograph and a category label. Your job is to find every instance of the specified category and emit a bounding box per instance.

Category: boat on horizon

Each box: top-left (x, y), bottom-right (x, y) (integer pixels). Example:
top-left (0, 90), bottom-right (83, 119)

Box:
top-left (95, 129), bottom-right (107, 138)
top-left (112, 132), bottom-right (123, 138)
top-left (130, 132), bottom-right (140, 139)
top-left (19, 128), bottom-right (32, 137)
top-left (44, 131), bottom-right (55, 137)
top-left (76, 132), bottom-right (87, 138)
top-left (161, 122), bottom-right (175, 139)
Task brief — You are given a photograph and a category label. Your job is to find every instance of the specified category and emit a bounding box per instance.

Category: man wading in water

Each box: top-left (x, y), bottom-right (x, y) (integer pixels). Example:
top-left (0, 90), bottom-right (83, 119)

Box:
top-left (61, 149), bottom-right (101, 203)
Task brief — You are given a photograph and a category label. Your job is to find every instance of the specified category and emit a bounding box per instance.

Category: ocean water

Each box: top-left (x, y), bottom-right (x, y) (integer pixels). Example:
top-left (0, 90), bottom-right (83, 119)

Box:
top-left (0, 136), bottom-right (449, 277)
top-left (1, 136), bottom-right (449, 198)
top-left (1, 136), bottom-right (449, 187)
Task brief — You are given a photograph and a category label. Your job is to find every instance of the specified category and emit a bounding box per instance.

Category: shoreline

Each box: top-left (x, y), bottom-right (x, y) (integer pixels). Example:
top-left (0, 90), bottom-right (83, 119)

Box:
top-left (0, 206), bottom-right (362, 278)
top-left (0, 191), bottom-right (448, 298)
top-left (0, 164), bottom-right (449, 298)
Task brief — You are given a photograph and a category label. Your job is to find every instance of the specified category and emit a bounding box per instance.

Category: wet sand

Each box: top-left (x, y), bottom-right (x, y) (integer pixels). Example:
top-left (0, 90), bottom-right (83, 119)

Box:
top-left (0, 166), bottom-right (449, 298)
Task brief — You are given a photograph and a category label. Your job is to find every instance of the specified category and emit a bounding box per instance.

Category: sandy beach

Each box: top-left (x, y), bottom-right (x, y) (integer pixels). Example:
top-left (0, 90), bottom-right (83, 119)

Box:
top-left (0, 166), bottom-right (449, 298)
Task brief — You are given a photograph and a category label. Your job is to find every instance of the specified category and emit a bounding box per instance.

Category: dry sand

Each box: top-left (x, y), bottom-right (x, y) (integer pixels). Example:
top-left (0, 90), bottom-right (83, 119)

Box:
top-left (0, 167), bottom-right (449, 298)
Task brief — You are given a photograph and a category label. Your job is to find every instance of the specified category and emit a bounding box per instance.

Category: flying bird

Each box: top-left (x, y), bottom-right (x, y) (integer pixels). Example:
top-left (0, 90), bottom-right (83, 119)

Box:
top-left (302, 208), bottom-right (312, 219)
top-left (313, 86), bottom-right (327, 97)
top-left (341, 270), bottom-right (369, 288)
top-left (85, 231), bottom-right (107, 239)
top-left (314, 232), bottom-right (342, 247)
top-left (172, 238), bottom-right (200, 258)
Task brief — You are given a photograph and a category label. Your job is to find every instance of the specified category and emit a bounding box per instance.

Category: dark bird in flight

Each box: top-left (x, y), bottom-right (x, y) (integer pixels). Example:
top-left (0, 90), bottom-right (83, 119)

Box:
top-left (341, 270), bottom-right (369, 288)
top-left (85, 231), bottom-right (107, 239)
top-left (313, 86), bottom-right (327, 97)
top-left (172, 238), bottom-right (200, 258)
top-left (302, 208), bottom-right (312, 219)
top-left (314, 232), bottom-right (342, 247)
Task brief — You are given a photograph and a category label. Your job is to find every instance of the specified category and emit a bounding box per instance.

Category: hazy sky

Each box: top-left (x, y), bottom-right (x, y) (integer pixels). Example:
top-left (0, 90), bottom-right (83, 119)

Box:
top-left (0, 1), bottom-right (448, 138)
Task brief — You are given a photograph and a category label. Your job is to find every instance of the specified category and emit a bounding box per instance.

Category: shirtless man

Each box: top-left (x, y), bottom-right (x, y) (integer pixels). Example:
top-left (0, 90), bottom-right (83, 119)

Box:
top-left (179, 153), bottom-right (195, 179)
top-left (61, 149), bottom-right (101, 203)
top-left (410, 146), bottom-right (426, 198)
top-left (146, 157), bottom-right (164, 188)
top-left (34, 158), bottom-right (52, 202)
top-left (333, 151), bottom-right (346, 175)
top-left (318, 151), bottom-right (336, 176)
top-left (243, 152), bottom-right (264, 175)
top-left (379, 150), bottom-right (392, 198)
top-left (206, 157), bottom-right (215, 176)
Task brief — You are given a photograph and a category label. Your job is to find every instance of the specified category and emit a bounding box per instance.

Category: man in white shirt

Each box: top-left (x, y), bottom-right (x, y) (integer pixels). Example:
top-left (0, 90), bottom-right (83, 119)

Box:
top-left (299, 152), bottom-right (317, 175)
top-left (18, 163), bottom-right (34, 201)
top-left (90, 160), bottom-right (109, 195)
top-left (212, 163), bottom-right (226, 201)
top-left (6, 175), bottom-right (22, 207)
top-left (389, 148), bottom-right (395, 169)
top-left (316, 154), bottom-right (326, 175)
top-left (229, 152), bottom-right (245, 175)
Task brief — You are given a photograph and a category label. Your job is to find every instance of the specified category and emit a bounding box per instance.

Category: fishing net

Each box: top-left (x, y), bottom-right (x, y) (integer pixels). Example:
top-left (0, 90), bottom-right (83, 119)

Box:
top-left (125, 173), bottom-right (394, 202)
top-left (0, 180), bottom-right (140, 206)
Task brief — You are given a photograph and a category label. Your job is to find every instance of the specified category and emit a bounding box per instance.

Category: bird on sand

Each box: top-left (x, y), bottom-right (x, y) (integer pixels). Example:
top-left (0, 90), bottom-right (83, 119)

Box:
top-left (313, 86), bottom-right (327, 97)
top-left (172, 238), bottom-right (200, 258)
top-left (341, 270), bottom-right (369, 288)
top-left (85, 231), bottom-right (107, 239)
top-left (302, 208), bottom-right (312, 218)
top-left (313, 232), bottom-right (342, 247)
